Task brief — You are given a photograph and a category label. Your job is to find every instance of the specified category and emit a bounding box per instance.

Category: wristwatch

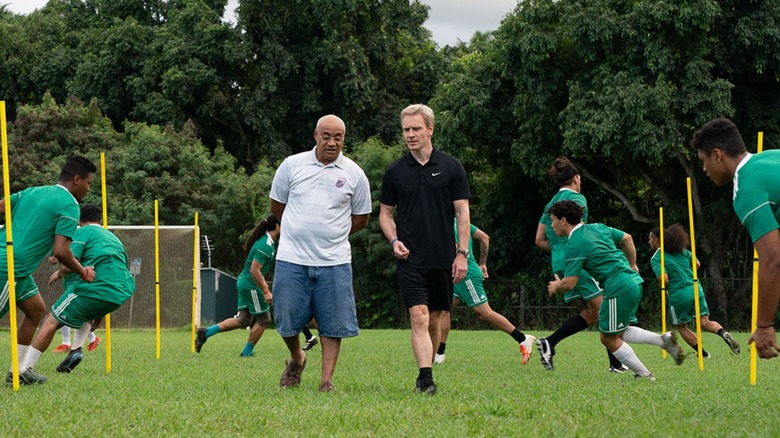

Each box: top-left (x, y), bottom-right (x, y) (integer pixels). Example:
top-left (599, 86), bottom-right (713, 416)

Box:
top-left (456, 248), bottom-right (470, 258)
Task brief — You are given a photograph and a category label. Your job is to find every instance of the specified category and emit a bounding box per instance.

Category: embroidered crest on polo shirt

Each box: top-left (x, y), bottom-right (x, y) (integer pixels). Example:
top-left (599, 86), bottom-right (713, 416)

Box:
top-left (336, 177), bottom-right (347, 188)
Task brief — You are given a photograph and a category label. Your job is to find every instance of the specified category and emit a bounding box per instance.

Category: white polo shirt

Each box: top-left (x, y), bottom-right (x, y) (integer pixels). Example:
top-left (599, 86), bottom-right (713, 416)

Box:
top-left (270, 147), bottom-right (372, 266)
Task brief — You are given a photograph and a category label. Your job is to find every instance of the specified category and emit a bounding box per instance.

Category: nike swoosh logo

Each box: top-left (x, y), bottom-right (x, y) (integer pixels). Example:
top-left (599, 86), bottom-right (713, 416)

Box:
top-left (432, 172), bottom-right (442, 176)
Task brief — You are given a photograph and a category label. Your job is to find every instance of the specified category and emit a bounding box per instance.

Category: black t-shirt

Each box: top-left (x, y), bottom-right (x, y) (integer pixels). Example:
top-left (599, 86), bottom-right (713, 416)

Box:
top-left (380, 148), bottom-right (470, 269)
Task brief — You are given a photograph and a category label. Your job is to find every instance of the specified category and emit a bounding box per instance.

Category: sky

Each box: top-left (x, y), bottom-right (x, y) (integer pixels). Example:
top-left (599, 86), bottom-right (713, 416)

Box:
top-left (3, 0), bottom-right (517, 47)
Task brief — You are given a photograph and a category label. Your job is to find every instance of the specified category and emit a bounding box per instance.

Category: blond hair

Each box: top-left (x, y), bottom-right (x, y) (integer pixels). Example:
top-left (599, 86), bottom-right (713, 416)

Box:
top-left (400, 104), bottom-right (434, 128)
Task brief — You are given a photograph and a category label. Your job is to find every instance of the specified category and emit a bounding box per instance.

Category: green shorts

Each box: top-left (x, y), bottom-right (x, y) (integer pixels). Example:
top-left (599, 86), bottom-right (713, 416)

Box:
top-left (237, 286), bottom-right (270, 315)
top-left (669, 294), bottom-right (709, 325)
top-left (598, 284), bottom-right (642, 335)
top-left (0, 275), bottom-right (40, 319)
top-left (51, 291), bottom-right (122, 328)
top-left (560, 271), bottom-right (602, 303)
top-left (453, 276), bottom-right (488, 308)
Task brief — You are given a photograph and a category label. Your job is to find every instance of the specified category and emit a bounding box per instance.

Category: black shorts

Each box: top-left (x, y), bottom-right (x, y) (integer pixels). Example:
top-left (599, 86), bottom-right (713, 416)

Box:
top-left (396, 265), bottom-right (453, 311)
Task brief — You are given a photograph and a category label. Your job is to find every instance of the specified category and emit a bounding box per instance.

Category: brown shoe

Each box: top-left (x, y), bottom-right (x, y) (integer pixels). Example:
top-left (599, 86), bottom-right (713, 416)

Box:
top-left (279, 358), bottom-right (307, 388)
top-left (318, 380), bottom-right (335, 392)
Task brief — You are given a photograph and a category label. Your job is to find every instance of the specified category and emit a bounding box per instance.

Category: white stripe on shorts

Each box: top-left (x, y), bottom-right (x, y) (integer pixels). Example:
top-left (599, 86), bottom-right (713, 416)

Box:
top-left (608, 297), bottom-right (617, 332)
top-left (465, 279), bottom-right (479, 303)
top-left (0, 281), bottom-right (8, 311)
top-left (250, 289), bottom-right (262, 312)
top-left (53, 293), bottom-right (78, 317)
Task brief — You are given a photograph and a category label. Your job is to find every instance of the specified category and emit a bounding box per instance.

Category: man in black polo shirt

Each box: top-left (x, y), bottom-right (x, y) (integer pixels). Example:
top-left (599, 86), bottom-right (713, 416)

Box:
top-left (379, 103), bottom-right (471, 395)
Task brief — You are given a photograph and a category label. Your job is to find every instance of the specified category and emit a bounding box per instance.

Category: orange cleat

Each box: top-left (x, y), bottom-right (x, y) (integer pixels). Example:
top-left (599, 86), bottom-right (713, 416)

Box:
top-left (53, 344), bottom-right (70, 353)
top-left (87, 337), bottom-right (102, 352)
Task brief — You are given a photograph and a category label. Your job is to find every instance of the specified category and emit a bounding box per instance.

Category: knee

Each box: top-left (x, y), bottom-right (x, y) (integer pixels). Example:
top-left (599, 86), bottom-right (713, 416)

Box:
top-left (581, 309), bottom-right (598, 326)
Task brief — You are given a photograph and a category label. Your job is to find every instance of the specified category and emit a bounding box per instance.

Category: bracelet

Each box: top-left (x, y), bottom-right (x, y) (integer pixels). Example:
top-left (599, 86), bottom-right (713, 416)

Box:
top-left (391, 238), bottom-right (398, 246)
top-left (756, 322), bottom-right (775, 328)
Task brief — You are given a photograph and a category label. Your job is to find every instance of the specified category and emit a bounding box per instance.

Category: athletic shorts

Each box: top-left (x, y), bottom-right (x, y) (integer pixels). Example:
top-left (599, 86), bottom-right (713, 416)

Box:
top-left (237, 286), bottom-right (270, 315)
top-left (669, 294), bottom-right (709, 325)
top-left (0, 275), bottom-right (40, 319)
top-left (396, 265), bottom-right (453, 311)
top-left (598, 284), bottom-right (642, 335)
top-left (453, 275), bottom-right (488, 308)
top-left (272, 260), bottom-right (359, 339)
top-left (559, 270), bottom-right (602, 303)
top-left (51, 291), bottom-right (121, 329)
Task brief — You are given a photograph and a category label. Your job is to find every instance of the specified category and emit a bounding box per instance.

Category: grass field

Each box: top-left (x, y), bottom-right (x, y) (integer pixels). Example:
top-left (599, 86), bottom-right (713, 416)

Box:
top-left (2, 328), bottom-right (778, 437)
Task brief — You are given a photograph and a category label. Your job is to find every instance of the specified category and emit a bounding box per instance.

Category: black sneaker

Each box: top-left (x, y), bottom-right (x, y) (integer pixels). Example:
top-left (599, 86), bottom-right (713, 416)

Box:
top-left (195, 327), bottom-right (208, 353)
top-left (414, 378), bottom-right (437, 395)
top-left (6, 368), bottom-right (49, 386)
top-left (608, 365), bottom-right (629, 373)
top-left (536, 337), bottom-right (555, 370)
top-left (302, 336), bottom-right (319, 351)
top-left (56, 348), bottom-right (83, 373)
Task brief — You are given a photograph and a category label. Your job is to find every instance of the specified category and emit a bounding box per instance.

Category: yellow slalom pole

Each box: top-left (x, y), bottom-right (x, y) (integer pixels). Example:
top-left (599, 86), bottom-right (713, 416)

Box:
top-left (659, 207), bottom-right (667, 359)
top-left (686, 177), bottom-right (704, 371)
top-left (750, 132), bottom-right (763, 385)
top-left (1, 101), bottom-right (21, 391)
top-left (100, 153), bottom-right (112, 374)
top-left (155, 200), bottom-right (161, 359)
top-left (191, 212), bottom-right (199, 353)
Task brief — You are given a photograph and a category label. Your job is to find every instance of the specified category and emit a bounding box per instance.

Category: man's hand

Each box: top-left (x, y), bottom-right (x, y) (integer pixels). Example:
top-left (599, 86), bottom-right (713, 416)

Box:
top-left (748, 326), bottom-right (780, 359)
top-left (264, 292), bottom-right (273, 304)
top-left (451, 254), bottom-right (467, 284)
top-left (392, 240), bottom-right (410, 260)
top-left (547, 274), bottom-right (562, 296)
top-left (81, 266), bottom-right (96, 283)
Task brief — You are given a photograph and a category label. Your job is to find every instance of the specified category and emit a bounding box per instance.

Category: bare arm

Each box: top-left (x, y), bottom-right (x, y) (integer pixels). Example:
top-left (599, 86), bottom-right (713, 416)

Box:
top-left (535, 223), bottom-right (551, 253)
top-left (617, 232), bottom-right (638, 272)
top-left (52, 234), bottom-right (94, 282)
top-left (749, 230), bottom-right (780, 358)
top-left (270, 199), bottom-right (286, 221)
top-left (452, 200), bottom-right (470, 283)
top-left (379, 203), bottom-right (408, 260)
top-left (472, 228), bottom-right (490, 279)
top-left (350, 214), bottom-right (369, 235)
top-left (250, 260), bottom-right (272, 303)
top-left (547, 274), bottom-right (579, 295)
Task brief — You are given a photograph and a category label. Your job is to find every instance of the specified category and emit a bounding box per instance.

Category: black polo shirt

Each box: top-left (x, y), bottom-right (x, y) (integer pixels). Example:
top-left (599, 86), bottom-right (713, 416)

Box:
top-left (380, 148), bottom-right (471, 269)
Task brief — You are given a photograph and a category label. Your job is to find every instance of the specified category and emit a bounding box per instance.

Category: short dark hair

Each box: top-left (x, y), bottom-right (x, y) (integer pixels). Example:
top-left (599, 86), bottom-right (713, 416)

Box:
top-left (80, 204), bottom-right (102, 223)
top-left (547, 157), bottom-right (579, 187)
top-left (690, 117), bottom-right (747, 157)
top-left (59, 155), bottom-right (97, 182)
top-left (548, 200), bottom-right (584, 225)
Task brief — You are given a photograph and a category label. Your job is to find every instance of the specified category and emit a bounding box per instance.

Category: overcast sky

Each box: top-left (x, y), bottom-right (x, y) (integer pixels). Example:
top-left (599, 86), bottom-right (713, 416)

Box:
top-left (4, 0), bottom-right (517, 46)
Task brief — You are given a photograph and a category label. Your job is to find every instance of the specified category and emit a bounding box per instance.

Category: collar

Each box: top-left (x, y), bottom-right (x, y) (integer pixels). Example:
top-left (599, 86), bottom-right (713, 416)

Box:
top-left (404, 147), bottom-right (441, 166)
top-left (55, 183), bottom-right (78, 203)
top-left (558, 188), bottom-right (575, 193)
top-left (734, 152), bottom-right (753, 178)
top-left (568, 222), bottom-right (585, 237)
top-left (266, 232), bottom-right (275, 245)
top-left (306, 146), bottom-right (345, 168)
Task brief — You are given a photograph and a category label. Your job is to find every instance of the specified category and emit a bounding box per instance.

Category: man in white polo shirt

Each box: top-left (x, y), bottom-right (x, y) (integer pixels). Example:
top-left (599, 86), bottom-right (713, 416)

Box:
top-left (270, 114), bottom-right (372, 392)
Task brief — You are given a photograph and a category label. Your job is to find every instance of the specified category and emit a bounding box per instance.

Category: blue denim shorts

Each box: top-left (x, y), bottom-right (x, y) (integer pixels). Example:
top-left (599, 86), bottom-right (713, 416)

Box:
top-left (272, 260), bottom-right (359, 338)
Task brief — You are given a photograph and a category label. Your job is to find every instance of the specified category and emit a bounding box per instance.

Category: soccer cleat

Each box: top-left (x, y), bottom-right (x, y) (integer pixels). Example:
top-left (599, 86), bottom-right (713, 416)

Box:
top-left (88, 337), bottom-right (102, 352)
top-left (279, 358), bottom-right (307, 388)
top-left (4, 370), bottom-right (46, 387)
top-left (608, 365), bottom-right (629, 373)
top-left (520, 334), bottom-right (536, 365)
top-left (536, 337), bottom-right (555, 370)
top-left (52, 343), bottom-right (70, 353)
top-left (414, 378), bottom-right (437, 395)
top-left (634, 372), bottom-right (656, 381)
top-left (302, 336), bottom-right (319, 351)
top-left (239, 352), bottom-right (255, 358)
top-left (722, 331), bottom-right (741, 355)
top-left (696, 350), bottom-right (711, 359)
top-left (318, 380), bottom-right (336, 393)
top-left (661, 331), bottom-right (685, 365)
top-left (433, 353), bottom-right (446, 365)
top-left (195, 327), bottom-right (208, 353)
top-left (56, 349), bottom-right (83, 373)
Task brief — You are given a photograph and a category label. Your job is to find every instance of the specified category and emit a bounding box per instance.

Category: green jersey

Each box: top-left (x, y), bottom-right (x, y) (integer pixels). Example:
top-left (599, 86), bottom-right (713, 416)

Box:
top-left (70, 224), bottom-right (134, 304)
top-left (732, 150), bottom-right (780, 243)
top-left (563, 223), bottom-right (643, 298)
top-left (540, 189), bottom-right (588, 272)
top-left (650, 249), bottom-right (704, 305)
top-left (0, 185), bottom-right (79, 276)
top-left (236, 234), bottom-right (276, 291)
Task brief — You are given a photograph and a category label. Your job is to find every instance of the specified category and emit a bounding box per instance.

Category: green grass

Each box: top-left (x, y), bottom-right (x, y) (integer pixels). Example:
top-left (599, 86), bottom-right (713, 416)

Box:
top-left (2, 328), bottom-right (778, 436)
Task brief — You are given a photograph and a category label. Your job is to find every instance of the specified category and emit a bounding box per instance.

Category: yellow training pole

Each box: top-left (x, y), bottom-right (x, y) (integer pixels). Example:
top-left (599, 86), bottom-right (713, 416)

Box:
top-left (1, 101), bottom-right (21, 391)
top-left (750, 132), bottom-right (763, 385)
top-left (100, 153), bottom-right (112, 374)
top-left (659, 207), bottom-right (667, 359)
top-left (155, 200), bottom-right (161, 359)
top-left (686, 177), bottom-right (704, 371)
top-left (191, 212), bottom-right (198, 353)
